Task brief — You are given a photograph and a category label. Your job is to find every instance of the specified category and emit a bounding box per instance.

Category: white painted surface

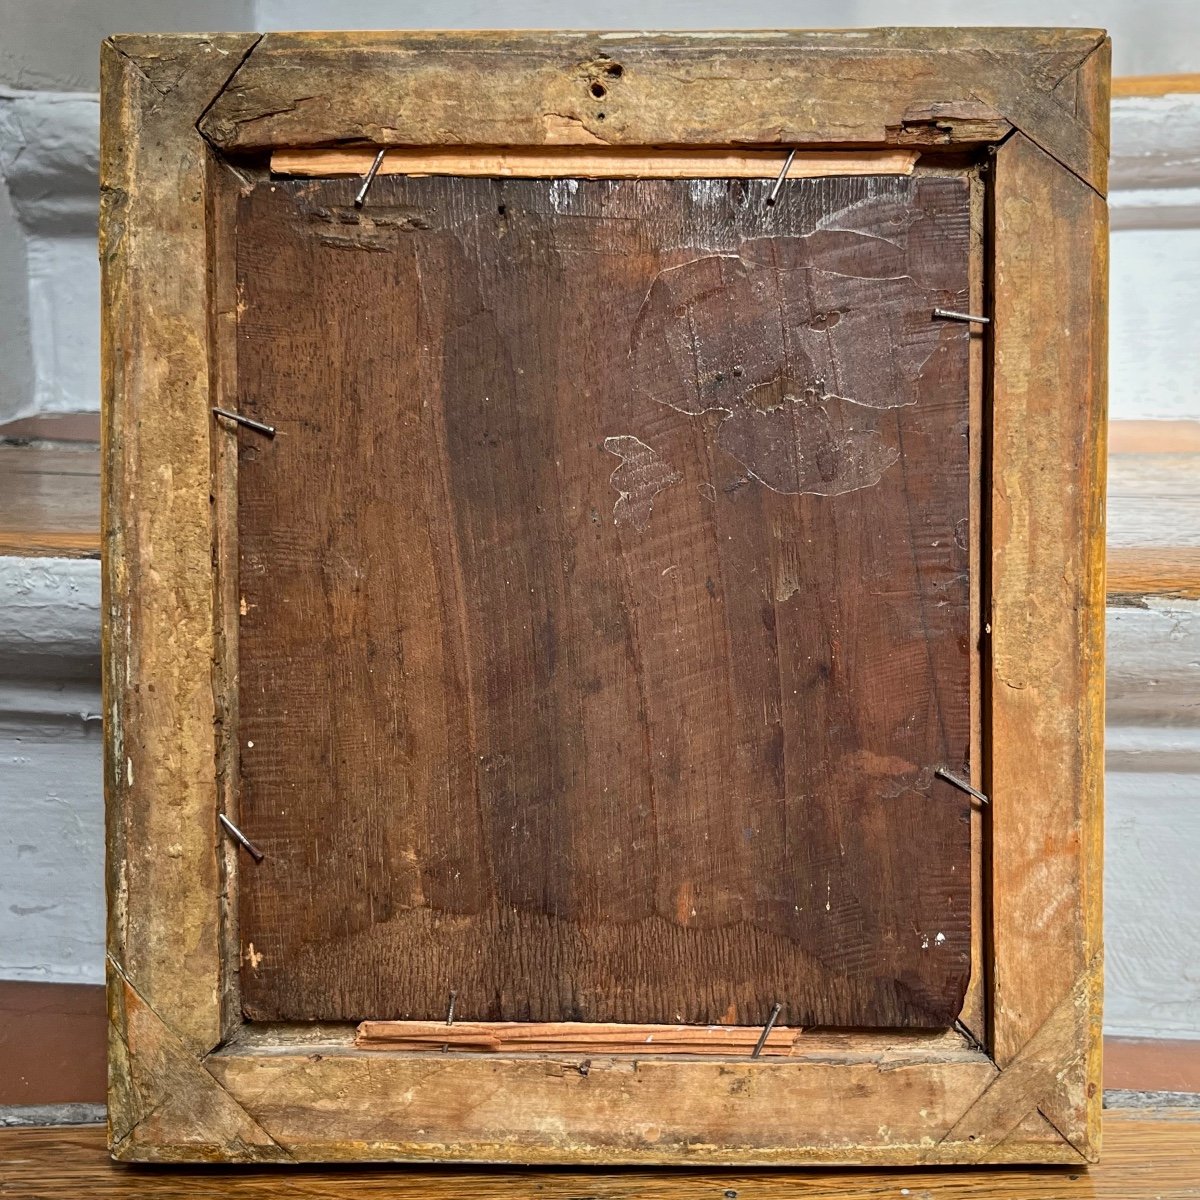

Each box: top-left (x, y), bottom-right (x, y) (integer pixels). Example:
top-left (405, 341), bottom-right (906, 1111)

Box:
top-left (1103, 600), bottom-right (1200, 1040)
top-left (0, 91), bottom-right (99, 421)
top-left (0, 698), bottom-right (103, 985)
top-left (1108, 600), bottom-right (1200, 728)
top-left (1111, 91), bottom-right (1200, 232)
top-left (0, 0), bottom-right (254, 92)
top-left (0, 559), bottom-right (102, 985)
top-left (0, 558), bottom-right (101, 677)
top-left (1106, 771), bottom-right (1200, 1040)
top-left (254, 0), bottom-right (1200, 78)
top-left (1110, 229), bottom-right (1200, 423)
top-left (1108, 454), bottom-right (1200, 548)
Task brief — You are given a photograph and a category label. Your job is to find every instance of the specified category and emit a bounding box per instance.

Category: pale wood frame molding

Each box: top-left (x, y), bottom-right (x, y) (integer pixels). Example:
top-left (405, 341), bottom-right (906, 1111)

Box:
top-left (102, 29), bottom-right (1109, 1165)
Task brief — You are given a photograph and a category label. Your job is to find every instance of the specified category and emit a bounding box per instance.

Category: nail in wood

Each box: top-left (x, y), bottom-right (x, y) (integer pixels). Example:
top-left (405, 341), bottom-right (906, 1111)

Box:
top-left (212, 407), bottom-right (275, 438)
top-left (219, 813), bottom-right (265, 862)
top-left (440, 988), bottom-right (458, 1053)
top-left (933, 308), bottom-right (990, 325)
top-left (935, 767), bottom-right (990, 805)
top-left (354, 148), bottom-right (387, 208)
top-left (751, 1001), bottom-right (783, 1058)
top-left (765, 150), bottom-right (796, 207)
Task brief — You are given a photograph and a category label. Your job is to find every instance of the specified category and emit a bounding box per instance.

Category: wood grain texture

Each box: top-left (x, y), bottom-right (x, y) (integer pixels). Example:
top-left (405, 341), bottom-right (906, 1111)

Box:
top-left (989, 131), bottom-right (1108, 1155)
top-left (271, 147), bottom-right (920, 179)
top-left (0, 446), bottom-right (99, 559)
top-left (1108, 548), bottom-right (1200, 599)
top-left (233, 171), bottom-right (974, 1029)
top-left (106, 968), bottom-right (285, 1163)
top-left (100, 29), bottom-right (260, 1101)
top-left (1106, 1037), bottom-right (1200, 1092)
top-left (1113, 73), bottom-right (1200, 96)
top-left (354, 1019), bottom-right (805, 1055)
top-left (209, 158), bottom-right (255, 1042)
top-left (7, 1110), bottom-right (1199, 1195)
top-left (205, 1041), bottom-right (998, 1166)
top-left (197, 30), bottom-right (1107, 191)
top-left (1106, 445), bottom-right (1200, 597)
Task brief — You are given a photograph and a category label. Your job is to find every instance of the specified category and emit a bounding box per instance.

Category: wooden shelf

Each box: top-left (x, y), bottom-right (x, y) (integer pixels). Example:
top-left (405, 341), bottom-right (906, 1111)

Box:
top-left (0, 1110), bottom-right (1196, 1197)
top-left (0, 444), bottom-right (99, 560)
top-left (2, 430), bottom-right (1196, 604)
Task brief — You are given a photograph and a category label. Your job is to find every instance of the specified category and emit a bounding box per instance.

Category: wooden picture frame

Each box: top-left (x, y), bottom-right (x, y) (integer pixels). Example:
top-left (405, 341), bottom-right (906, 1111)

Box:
top-left (101, 29), bottom-right (1108, 1165)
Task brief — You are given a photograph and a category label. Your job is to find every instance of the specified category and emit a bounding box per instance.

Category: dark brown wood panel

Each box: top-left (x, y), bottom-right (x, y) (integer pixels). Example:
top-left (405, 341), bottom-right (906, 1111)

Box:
top-left (233, 172), bottom-right (973, 1028)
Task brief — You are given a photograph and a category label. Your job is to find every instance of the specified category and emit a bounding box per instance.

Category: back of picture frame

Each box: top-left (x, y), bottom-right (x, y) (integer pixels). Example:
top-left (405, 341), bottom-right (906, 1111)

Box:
top-left (102, 28), bottom-right (1108, 1166)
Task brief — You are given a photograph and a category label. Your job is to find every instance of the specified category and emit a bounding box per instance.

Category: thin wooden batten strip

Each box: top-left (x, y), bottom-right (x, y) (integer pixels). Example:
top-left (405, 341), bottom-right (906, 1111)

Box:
top-left (271, 147), bottom-right (920, 180)
top-left (356, 1019), bottom-right (805, 1056)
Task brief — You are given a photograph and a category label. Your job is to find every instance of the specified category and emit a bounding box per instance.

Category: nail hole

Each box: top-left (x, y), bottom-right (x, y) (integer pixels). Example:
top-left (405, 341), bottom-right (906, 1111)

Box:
top-left (606, 63), bottom-right (624, 77)
top-left (590, 82), bottom-right (606, 98)
top-left (596, 112), bottom-right (606, 121)
top-left (497, 203), bottom-right (506, 215)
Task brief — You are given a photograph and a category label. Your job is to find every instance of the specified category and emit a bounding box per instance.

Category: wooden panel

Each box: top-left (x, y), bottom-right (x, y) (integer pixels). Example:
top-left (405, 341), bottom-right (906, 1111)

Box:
top-left (101, 28), bottom-right (1110, 1168)
top-left (233, 172), bottom-right (974, 1028)
top-left (1108, 549), bottom-right (1200, 599)
top-left (271, 147), bottom-right (919, 179)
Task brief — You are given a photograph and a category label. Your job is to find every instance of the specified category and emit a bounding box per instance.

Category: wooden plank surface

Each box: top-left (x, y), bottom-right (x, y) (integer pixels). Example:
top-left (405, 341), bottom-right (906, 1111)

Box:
top-left (4, 1111), bottom-right (1198, 1196)
top-left (1108, 548), bottom-right (1200, 599)
top-left (0, 446), bottom-right (99, 559)
top-left (197, 29), bottom-right (1110, 191)
top-left (1113, 73), bottom-right (1200, 96)
top-left (988, 131), bottom-right (1108, 1151)
top-left (205, 1043), bottom-right (998, 1166)
top-left (233, 171), bottom-right (974, 1029)
top-left (100, 30), bottom-right (262, 1088)
top-left (271, 147), bottom-right (920, 178)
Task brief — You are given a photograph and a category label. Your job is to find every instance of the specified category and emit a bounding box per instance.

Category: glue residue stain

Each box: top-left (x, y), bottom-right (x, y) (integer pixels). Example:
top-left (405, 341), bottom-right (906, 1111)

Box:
top-left (603, 435), bottom-right (682, 530)
top-left (626, 226), bottom-right (944, 498)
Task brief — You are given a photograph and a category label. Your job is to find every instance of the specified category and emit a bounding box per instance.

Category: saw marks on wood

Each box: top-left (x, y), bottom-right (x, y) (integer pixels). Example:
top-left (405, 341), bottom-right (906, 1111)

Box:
top-left (233, 172), bottom-right (974, 1028)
